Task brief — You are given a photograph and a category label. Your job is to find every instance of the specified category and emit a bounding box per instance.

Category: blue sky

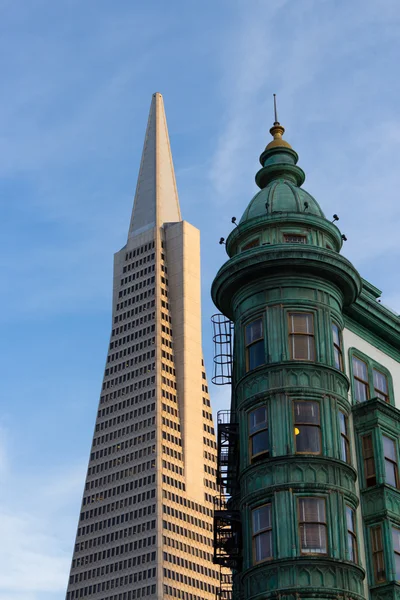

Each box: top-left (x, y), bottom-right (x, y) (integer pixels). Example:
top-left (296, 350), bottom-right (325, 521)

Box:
top-left (1, 0), bottom-right (400, 598)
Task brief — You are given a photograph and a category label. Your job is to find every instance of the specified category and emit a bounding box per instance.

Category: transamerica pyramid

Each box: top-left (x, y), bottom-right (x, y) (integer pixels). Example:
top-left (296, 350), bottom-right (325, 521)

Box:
top-left (66, 93), bottom-right (224, 600)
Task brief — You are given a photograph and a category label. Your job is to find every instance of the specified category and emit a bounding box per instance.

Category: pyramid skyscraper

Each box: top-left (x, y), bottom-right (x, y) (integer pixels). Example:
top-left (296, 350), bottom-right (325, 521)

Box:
top-left (66, 93), bottom-right (223, 600)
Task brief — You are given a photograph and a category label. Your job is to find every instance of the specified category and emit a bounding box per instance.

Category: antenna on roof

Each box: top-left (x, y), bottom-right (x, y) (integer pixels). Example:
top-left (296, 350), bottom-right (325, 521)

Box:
top-left (273, 93), bottom-right (279, 124)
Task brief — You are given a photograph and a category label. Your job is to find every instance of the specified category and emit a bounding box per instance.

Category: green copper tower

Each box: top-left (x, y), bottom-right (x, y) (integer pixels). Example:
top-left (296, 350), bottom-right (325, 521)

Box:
top-left (211, 104), bottom-right (400, 600)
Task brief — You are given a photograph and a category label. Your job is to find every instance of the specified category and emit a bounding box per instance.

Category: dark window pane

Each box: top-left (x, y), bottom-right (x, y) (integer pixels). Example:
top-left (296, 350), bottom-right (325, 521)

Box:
top-left (248, 340), bottom-right (264, 369)
top-left (246, 319), bottom-right (263, 345)
top-left (393, 527), bottom-right (400, 553)
top-left (291, 335), bottom-right (315, 360)
top-left (295, 426), bottom-right (320, 453)
top-left (300, 524), bottom-right (327, 554)
top-left (249, 407), bottom-right (267, 434)
top-left (346, 506), bottom-right (355, 533)
top-left (251, 430), bottom-right (269, 457)
top-left (299, 497), bottom-right (325, 522)
top-left (295, 401), bottom-right (319, 424)
top-left (253, 505), bottom-right (271, 533)
top-left (339, 412), bottom-right (347, 435)
top-left (289, 313), bottom-right (314, 334)
top-left (254, 531), bottom-right (272, 561)
top-left (348, 533), bottom-right (357, 562)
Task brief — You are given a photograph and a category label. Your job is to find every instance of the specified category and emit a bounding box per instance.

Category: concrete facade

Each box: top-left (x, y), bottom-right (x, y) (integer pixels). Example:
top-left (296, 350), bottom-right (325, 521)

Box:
top-left (65, 94), bottom-right (223, 600)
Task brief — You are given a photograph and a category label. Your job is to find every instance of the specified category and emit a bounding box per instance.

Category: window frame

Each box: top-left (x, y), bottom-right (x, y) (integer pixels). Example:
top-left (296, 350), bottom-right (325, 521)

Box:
top-left (331, 322), bottom-right (344, 372)
top-left (352, 355), bottom-right (370, 402)
top-left (287, 311), bottom-right (316, 362)
top-left (244, 317), bottom-right (265, 372)
top-left (345, 505), bottom-right (358, 563)
top-left (349, 348), bottom-right (394, 406)
top-left (361, 433), bottom-right (377, 488)
top-left (370, 524), bottom-right (386, 583)
top-left (297, 496), bottom-right (328, 556)
top-left (293, 400), bottom-right (322, 455)
top-left (339, 411), bottom-right (351, 464)
top-left (248, 406), bottom-right (269, 462)
top-left (283, 233), bottom-right (307, 245)
top-left (392, 526), bottom-right (400, 582)
top-left (382, 434), bottom-right (400, 490)
top-left (252, 503), bottom-right (273, 564)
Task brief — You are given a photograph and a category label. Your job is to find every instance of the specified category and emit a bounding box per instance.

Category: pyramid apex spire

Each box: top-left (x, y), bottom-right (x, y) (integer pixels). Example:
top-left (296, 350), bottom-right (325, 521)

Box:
top-left (128, 93), bottom-right (182, 238)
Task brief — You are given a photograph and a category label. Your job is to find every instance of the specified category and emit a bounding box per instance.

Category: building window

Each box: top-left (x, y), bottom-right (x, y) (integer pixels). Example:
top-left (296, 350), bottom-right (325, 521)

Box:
top-left (361, 434), bottom-right (376, 487)
top-left (346, 506), bottom-right (358, 563)
top-left (383, 436), bottom-right (399, 489)
top-left (298, 497), bottom-right (327, 555)
top-left (371, 525), bottom-right (386, 583)
top-left (294, 401), bottom-right (321, 454)
top-left (392, 527), bottom-right (400, 581)
top-left (288, 313), bottom-right (315, 360)
top-left (249, 407), bottom-right (269, 460)
top-left (284, 234), bottom-right (306, 244)
top-left (352, 356), bottom-right (369, 402)
top-left (339, 412), bottom-right (351, 464)
top-left (242, 239), bottom-right (260, 251)
top-left (245, 318), bottom-right (264, 371)
top-left (332, 323), bottom-right (343, 371)
top-left (373, 369), bottom-right (389, 402)
top-left (252, 504), bottom-right (272, 562)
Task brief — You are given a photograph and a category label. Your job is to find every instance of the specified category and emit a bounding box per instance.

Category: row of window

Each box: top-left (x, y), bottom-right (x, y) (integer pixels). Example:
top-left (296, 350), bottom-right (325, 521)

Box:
top-left (252, 498), bottom-right (356, 563)
top-left (72, 548), bottom-right (156, 569)
top-left (83, 473), bottom-right (155, 506)
top-left (163, 534), bottom-right (213, 562)
top-left (248, 402), bottom-right (400, 490)
top-left (78, 503), bottom-right (155, 538)
top-left (162, 489), bottom-right (214, 517)
top-left (80, 489), bottom-right (156, 522)
top-left (100, 385), bottom-right (156, 409)
top-left (68, 584), bottom-right (156, 600)
top-left (162, 519), bottom-right (213, 547)
top-left (245, 315), bottom-right (393, 405)
top-left (75, 521), bottom-right (156, 553)
top-left (125, 242), bottom-right (155, 261)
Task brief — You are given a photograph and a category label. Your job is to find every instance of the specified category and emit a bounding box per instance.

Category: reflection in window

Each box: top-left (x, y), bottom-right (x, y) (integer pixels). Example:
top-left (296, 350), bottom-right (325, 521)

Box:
top-left (294, 401), bottom-right (321, 454)
top-left (332, 323), bottom-right (343, 371)
top-left (383, 436), bottom-right (399, 489)
top-left (392, 527), bottom-right (400, 581)
top-left (245, 318), bottom-right (264, 371)
top-left (361, 434), bottom-right (376, 487)
top-left (373, 369), bottom-right (389, 402)
top-left (252, 504), bottom-right (272, 562)
top-left (249, 407), bottom-right (269, 460)
top-left (339, 412), bottom-right (351, 464)
top-left (288, 313), bottom-right (315, 360)
top-left (352, 357), bottom-right (369, 402)
top-left (346, 506), bottom-right (358, 563)
top-left (298, 497), bottom-right (327, 554)
top-left (371, 525), bottom-right (386, 583)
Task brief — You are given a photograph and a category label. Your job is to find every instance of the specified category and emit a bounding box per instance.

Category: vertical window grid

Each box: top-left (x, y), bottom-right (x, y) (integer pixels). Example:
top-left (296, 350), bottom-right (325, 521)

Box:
top-left (298, 497), bottom-right (327, 555)
top-left (332, 323), bottom-right (343, 371)
top-left (361, 434), bottom-right (377, 488)
top-left (252, 504), bottom-right (272, 563)
top-left (249, 407), bottom-right (269, 461)
top-left (294, 401), bottom-right (321, 454)
top-left (371, 525), bottom-right (386, 583)
top-left (245, 318), bottom-right (265, 371)
top-left (288, 313), bottom-right (315, 361)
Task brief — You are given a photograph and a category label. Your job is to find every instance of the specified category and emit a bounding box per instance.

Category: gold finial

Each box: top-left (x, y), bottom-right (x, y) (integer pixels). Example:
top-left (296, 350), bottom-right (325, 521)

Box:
top-left (265, 93), bottom-right (292, 150)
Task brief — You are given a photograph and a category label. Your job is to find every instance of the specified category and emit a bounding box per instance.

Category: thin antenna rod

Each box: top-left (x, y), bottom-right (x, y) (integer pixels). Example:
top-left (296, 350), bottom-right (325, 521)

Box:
top-left (273, 93), bottom-right (278, 123)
